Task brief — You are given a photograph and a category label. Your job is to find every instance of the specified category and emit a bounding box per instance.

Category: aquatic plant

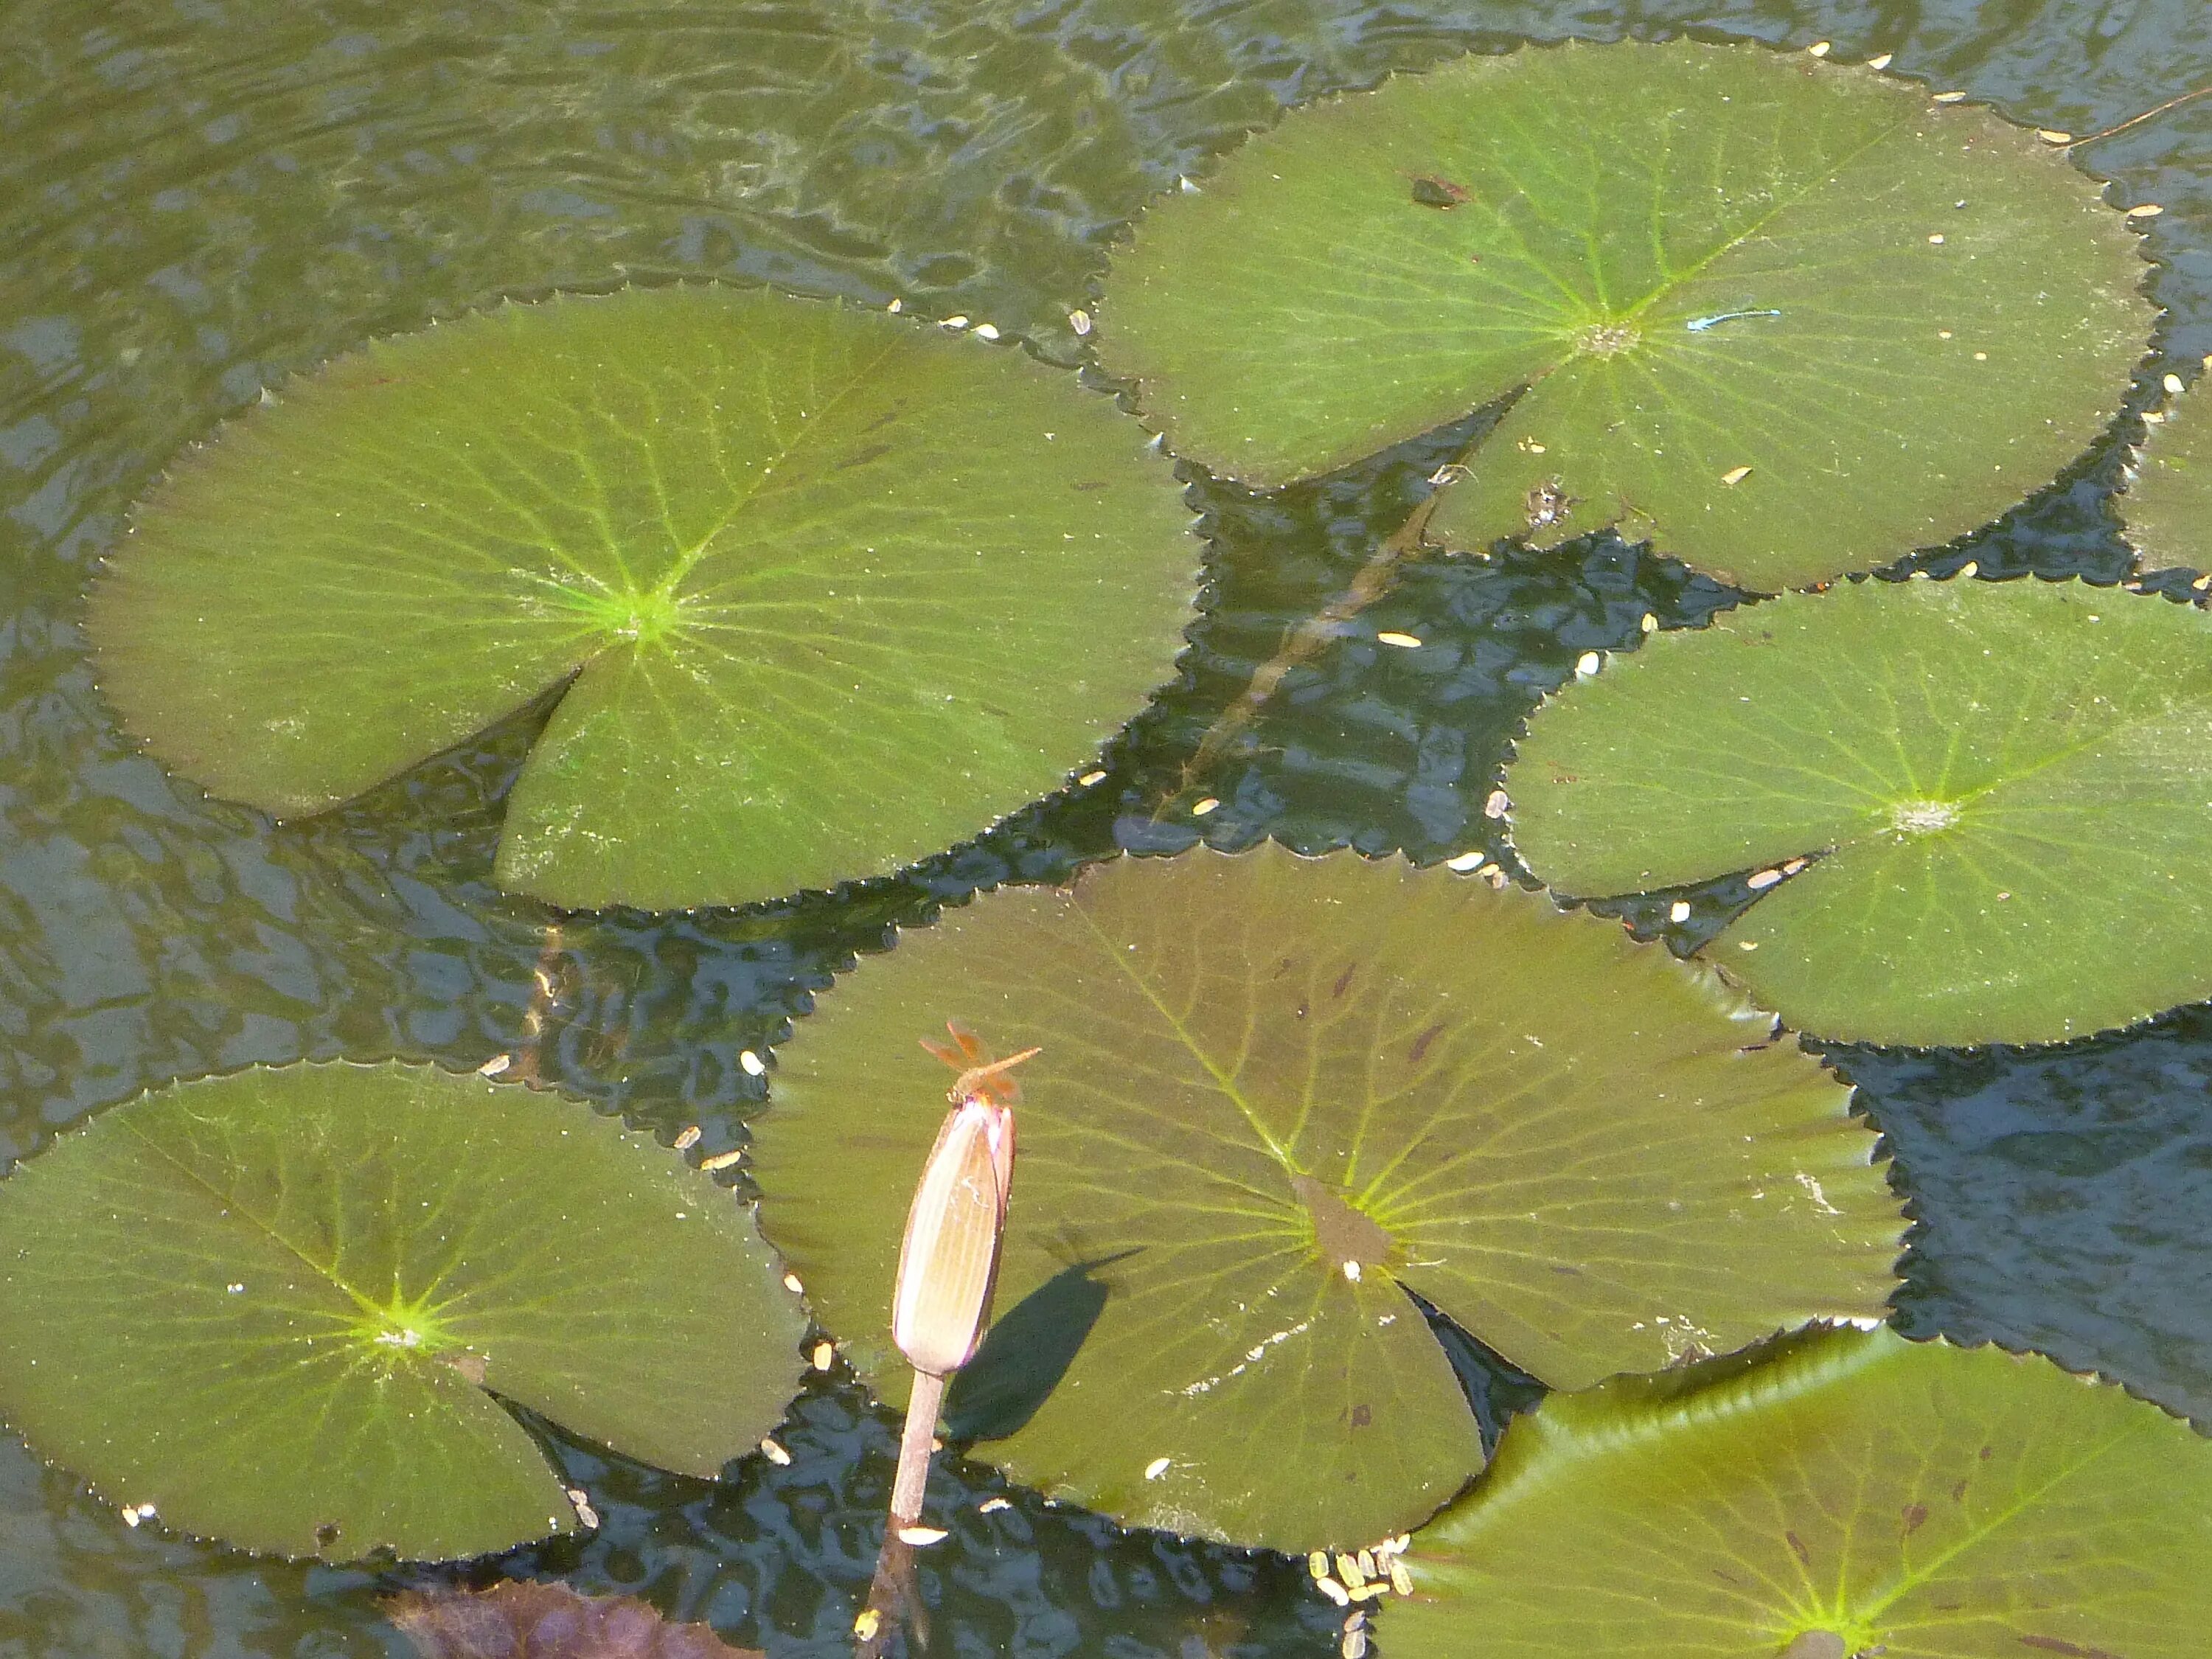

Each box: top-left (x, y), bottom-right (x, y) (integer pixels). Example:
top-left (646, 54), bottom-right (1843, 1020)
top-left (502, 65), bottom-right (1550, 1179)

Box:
top-left (751, 844), bottom-right (1903, 1552)
top-left (1388, 1325), bottom-right (2212, 1657)
top-left (0, 1062), bottom-right (805, 1560)
top-left (1502, 574), bottom-right (2212, 1046)
top-left (88, 284), bottom-right (1201, 910)
top-left (1096, 39), bottom-right (2152, 592)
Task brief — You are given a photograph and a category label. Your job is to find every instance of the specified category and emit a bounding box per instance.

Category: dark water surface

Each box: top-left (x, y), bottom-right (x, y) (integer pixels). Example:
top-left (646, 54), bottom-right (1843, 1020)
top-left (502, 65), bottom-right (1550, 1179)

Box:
top-left (6, 1), bottom-right (2212, 1652)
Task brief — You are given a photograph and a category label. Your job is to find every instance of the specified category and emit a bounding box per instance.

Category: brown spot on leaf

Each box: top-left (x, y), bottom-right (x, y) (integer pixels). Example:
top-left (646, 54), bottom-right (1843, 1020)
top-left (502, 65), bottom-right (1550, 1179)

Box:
top-left (2017, 1638), bottom-right (2123, 1659)
top-left (1902, 1503), bottom-right (1928, 1534)
top-left (1408, 173), bottom-right (1472, 208)
top-left (1952, 1478), bottom-right (1969, 1502)
top-left (389, 1584), bottom-right (763, 1658)
top-left (1784, 1529), bottom-right (1811, 1568)
top-left (1408, 1023), bottom-right (1446, 1063)
top-left (1350, 1403), bottom-right (1371, 1427)
top-left (442, 1352), bottom-right (488, 1387)
top-left (314, 1522), bottom-right (341, 1548)
top-left (1780, 1635), bottom-right (1846, 1659)
top-left (1331, 964), bottom-right (1357, 999)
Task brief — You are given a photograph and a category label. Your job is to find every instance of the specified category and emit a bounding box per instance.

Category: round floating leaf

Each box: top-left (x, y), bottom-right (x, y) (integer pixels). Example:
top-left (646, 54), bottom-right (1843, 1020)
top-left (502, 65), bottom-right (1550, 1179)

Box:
top-left (2121, 381), bottom-right (2212, 570)
top-left (1097, 40), bottom-right (2149, 592)
top-left (753, 846), bottom-right (1901, 1553)
top-left (0, 1062), bottom-right (806, 1561)
top-left (1504, 576), bottom-right (2212, 1047)
top-left (89, 285), bottom-right (1199, 909)
top-left (1389, 1325), bottom-right (2212, 1658)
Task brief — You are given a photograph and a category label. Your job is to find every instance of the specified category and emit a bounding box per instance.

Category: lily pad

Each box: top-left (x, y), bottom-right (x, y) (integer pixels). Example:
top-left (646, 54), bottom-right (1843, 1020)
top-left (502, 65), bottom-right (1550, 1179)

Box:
top-left (2121, 381), bottom-right (2212, 570)
top-left (0, 1062), bottom-right (806, 1561)
top-left (1388, 1325), bottom-right (2212, 1658)
top-left (88, 284), bottom-right (1200, 910)
top-left (752, 845), bottom-right (1901, 1553)
top-left (1096, 39), bottom-right (2150, 592)
top-left (1503, 576), bottom-right (2212, 1047)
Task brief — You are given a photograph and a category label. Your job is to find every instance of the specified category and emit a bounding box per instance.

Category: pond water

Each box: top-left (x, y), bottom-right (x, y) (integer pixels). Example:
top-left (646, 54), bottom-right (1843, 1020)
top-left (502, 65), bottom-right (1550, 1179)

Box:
top-left (4, 0), bottom-right (2212, 1653)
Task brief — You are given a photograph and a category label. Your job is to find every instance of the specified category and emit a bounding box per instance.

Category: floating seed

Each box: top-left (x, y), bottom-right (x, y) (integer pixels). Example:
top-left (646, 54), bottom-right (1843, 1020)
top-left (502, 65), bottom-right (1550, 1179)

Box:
top-left (701, 1148), bottom-right (745, 1171)
top-left (1342, 1631), bottom-right (1368, 1659)
top-left (1575, 651), bottom-right (1601, 677)
top-left (1739, 941), bottom-right (1760, 951)
top-left (1484, 789), bottom-right (1510, 819)
top-left (1446, 850), bottom-right (1485, 872)
top-left (1807, 41), bottom-right (1830, 56)
top-left (566, 1487), bottom-right (600, 1529)
top-left (1747, 869), bottom-right (1782, 891)
top-left (1958, 562), bottom-right (1978, 577)
top-left (1641, 612), bottom-right (1657, 633)
top-left (1316, 1577), bottom-right (1351, 1607)
top-left (1357, 1548), bottom-right (1376, 1580)
top-left (972, 323), bottom-right (1001, 341)
top-left (1721, 465), bottom-right (1753, 485)
top-left (1389, 1559), bottom-right (1414, 1596)
top-left (673, 1125), bottom-right (701, 1151)
top-left (740, 1049), bottom-right (766, 1077)
top-left (980, 1497), bottom-right (1012, 1514)
top-left (2128, 204), bottom-right (2164, 218)
top-left (1669, 900), bottom-right (1691, 923)
top-left (476, 1054), bottom-right (511, 1077)
top-left (2166, 373), bottom-right (2187, 395)
top-left (1868, 52), bottom-right (1893, 69)
top-left (1337, 1553), bottom-right (1363, 1586)
top-left (1481, 865), bottom-right (1506, 888)
top-left (1310, 1551), bottom-right (1331, 1580)
top-left (1144, 1456), bottom-right (1172, 1480)
top-left (1077, 770), bottom-right (1108, 787)
top-left (886, 299), bottom-right (902, 314)
top-left (760, 1438), bottom-right (791, 1466)
top-left (783, 1273), bottom-right (805, 1294)
top-left (940, 315), bottom-right (970, 330)
top-left (1068, 309), bottom-right (1093, 335)
top-left (2037, 128), bottom-right (2072, 144)
top-left (1933, 90), bottom-right (1966, 103)
top-left (1782, 858), bottom-right (1808, 875)
top-left (1376, 630), bottom-right (1422, 649)
top-left (811, 1340), bottom-right (835, 1371)
top-left (1192, 797), bottom-right (1220, 817)
top-left (1927, 233), bottom-right (1945, 245)
top-left (898, 1525), bottom-right (949, 1545)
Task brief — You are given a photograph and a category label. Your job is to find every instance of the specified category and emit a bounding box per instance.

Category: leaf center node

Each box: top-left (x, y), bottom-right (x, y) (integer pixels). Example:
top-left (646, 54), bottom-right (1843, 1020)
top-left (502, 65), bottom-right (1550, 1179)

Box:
top-left (1290, 1173), bottom-right (1394, 1282)
top-left (1574, 321), bottom-right (1641, 358)
top-left (1887, 799), bottom-right (1959, 835)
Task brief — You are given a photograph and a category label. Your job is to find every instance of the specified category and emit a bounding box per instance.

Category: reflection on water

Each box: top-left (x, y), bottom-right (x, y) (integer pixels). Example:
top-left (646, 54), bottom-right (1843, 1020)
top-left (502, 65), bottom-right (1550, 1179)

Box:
top-left (4, 0), bottom-right (2212, 1651)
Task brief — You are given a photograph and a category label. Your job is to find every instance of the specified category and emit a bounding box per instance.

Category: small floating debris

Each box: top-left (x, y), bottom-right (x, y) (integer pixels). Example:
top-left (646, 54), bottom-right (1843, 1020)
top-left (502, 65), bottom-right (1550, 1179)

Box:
top-left (812, 1340), bottom-right (835, 1371)
top-left (886, 298), bottom-right (902, 313)
top-left (1574, 651), bottom-right (1601, 678)
top-left (1376, 630), bottom-right (1422, 649)
top-left (476, 1054), bottom-right (511, 1077)
top-left (2166, 372), bottom-right (2186, 396)
top-left (897, 1525), bottom-right (949, 1545)
top-left (1867, 52), bottom-right (1893, 69)
top-left (2038, 128), bottom-right (2073, 145)
top-left (940, 315), bottom-right (970, 330)
top-left (701, 1148), bottom-right (745, 1172)
top-left (760, 1437), bottom-right (792, 1466)
top-left (1484, 789), bottom-right (1510, 819)
top-left (1669, 900), bottom-right (1691, 923)
top-left (979, 1497), bottom-right (1012, 1514)
top-left (1144, 1456), bottom-right (1172, 1480)
top-left (2128, 204), bottom-right (2165, 218)
top-left (1077, 769), bottom-right (1108, 787)
top-left (1068, 309), bottom-right (1093, 335)
top-left (1933, 90), bottom-right (1967, 104)
top-left (672, 1125), bottom-right (701, 1151)
top-left (566, 1487), bottom-right (600, 1529)
top-left (740, 1049), bottom-right (766, 1077)
top-left (1722, 465), bottom-right (1753, 486)
top-left (782, 1272), bottom-right (805, 1295)
top-left (972, 323), bottom-right (1001, 341)
top-left (1806, 41), bottom-right (1830, 57)
top-left (1192, 797), bottom-right (1220, 816)
top-left (1447, 850), bottom-right (1486, 872)
top-left (1747, 869), bottom-right (1783, 891)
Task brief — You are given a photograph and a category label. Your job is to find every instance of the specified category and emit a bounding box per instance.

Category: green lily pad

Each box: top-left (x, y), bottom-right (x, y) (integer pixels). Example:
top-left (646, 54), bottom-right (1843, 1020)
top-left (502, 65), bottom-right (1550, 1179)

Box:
top-left (2121, 381), bottom-right (2212, 570)
top-left (1096, 39), bottom-right (2150, 592)
top-left (88, 285), bottom-right (1200, 910)
top-left (1388, 1325), bottom-right (2212, 1658)
top-left (0, 1062), bottom-right (806, 1561)
top-left (752, 845), bottom-right (1902, 1553)
top-left (1503, 576), bottom-right (2212, 1047)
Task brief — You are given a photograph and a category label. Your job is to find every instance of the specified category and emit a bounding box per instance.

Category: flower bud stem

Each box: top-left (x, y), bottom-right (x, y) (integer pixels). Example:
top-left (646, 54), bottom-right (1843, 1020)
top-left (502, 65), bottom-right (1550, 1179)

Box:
top-left (889, 1368), bottom-right (947, 1526)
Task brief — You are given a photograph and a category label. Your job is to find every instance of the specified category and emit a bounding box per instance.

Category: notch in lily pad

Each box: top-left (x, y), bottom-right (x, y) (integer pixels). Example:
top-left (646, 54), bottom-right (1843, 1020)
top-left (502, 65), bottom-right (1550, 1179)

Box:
top-left (0, 1062), bottom-right (807, 1561)
top-left (1386, 1325), bottom-right (2212, 1657)
top-left (751, 845), bottom-right (1903, 1554)
top-left (1096, 38), bottom-right (2152, 591)
top-left (1502, 574), bottom-right (2212, 1047)
top-left (88, 284), bottom-right (1202, 910)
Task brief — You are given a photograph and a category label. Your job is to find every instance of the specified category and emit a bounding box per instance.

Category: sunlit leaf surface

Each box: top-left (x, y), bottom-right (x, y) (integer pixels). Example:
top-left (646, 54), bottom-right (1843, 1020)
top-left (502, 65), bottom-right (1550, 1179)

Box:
top-left (753, 845), bottom-right (1900, 1552)
top-left (89, 285), bottom-right (1200, 908)
top-left (1391, 1325), bottom-right (2212, 1658)
top-left (0, 1062), bottom-right (806, 1561)
top-left (1098, 40), bottom-right (2149, 591)
top-left (2122, 380), bottom-right (2212, 572)
top-left (1505, 576), bottom-right (2212, 1046)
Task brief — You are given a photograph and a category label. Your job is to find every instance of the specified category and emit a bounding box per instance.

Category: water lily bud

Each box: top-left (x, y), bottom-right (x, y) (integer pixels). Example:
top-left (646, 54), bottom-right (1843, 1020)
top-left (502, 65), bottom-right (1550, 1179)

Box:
top-left (891, 1031), bottom-right (1034, 1377)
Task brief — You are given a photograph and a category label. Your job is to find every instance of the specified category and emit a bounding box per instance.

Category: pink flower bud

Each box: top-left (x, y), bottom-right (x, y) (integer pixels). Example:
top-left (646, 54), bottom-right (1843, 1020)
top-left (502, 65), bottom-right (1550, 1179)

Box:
top-left (891, 1026), bottom-right (1035, 1378)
